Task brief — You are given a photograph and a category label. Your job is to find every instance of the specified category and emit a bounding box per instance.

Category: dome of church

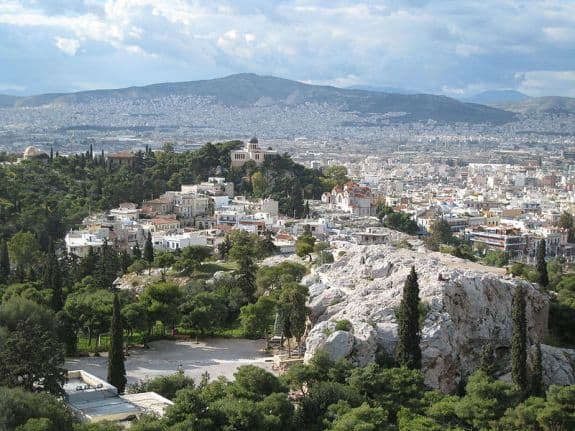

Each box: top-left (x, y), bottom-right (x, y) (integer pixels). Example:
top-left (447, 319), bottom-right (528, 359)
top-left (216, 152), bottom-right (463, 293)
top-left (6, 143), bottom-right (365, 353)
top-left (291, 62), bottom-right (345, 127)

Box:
top-left (23, 146), bottom-right (43, 159)
top-left (249, 136), bottom-right (258, 144)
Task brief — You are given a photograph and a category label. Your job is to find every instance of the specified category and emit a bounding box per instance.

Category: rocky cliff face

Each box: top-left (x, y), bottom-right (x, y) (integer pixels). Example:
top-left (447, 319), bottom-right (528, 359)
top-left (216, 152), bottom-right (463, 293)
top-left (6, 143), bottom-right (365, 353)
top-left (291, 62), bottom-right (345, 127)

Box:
top-left (303, 242), bottom-right (574, 393)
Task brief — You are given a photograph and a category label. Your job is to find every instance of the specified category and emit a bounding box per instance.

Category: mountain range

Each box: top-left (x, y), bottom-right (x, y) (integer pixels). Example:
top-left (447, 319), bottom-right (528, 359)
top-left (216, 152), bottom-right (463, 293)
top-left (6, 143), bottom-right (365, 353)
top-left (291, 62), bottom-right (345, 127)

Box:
top-left (463, 90), bottom-right (530, 105)
top-left (1, 74), bottom-right (574, 123)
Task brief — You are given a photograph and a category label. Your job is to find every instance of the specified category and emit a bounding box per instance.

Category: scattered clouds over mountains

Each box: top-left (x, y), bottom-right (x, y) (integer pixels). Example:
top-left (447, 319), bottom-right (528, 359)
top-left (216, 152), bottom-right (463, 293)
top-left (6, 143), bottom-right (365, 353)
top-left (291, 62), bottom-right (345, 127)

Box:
top-left (0, 0), bottom-right (574, 96)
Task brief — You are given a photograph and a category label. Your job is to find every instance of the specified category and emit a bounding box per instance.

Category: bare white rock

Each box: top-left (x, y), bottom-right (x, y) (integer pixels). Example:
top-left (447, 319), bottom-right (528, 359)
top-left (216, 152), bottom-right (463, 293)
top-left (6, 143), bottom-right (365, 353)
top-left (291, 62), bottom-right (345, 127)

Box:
top-left (303, 242), bottom-right (574, 393)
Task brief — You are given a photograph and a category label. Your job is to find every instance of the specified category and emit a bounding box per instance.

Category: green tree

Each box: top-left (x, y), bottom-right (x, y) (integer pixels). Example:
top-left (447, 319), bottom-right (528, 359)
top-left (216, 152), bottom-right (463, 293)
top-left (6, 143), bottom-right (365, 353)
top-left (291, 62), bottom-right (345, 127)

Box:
top-left (107, 293), bottom-right (127, 393)
top-left (0, 387), bottom-right (75, 431)
top-left (455, 371), bottom-right (520, 430)
top-left (121, 301), bottom-right (149, 338)
top-left (530, 343), bottom-right (543, 397)
top-left (557, 211), bottom-right (574, 229)
top-left (277, 282), bottom-right (309, 357)
top-left (179, 292), bottom-right (228, 335)
top-left (132, 242), bottom-right (142, 259)
top-left (251, 171), bottom-right (267, 197)
top-left (328, 402), bottom-right (389, 431)
top-left (8, 231), bottom-right (41, 278)
top-left (139, 282), bottom-right (182, 333)
top-left (479, 343), bottom-right (496, 376)
top-left (239, 296), bottom-right (276, 339)
top-left (94, 240), bottom-right (120, 290)
top-left (0, 319), bottom-right (66, 394)
top-left (323, 165), bottom-right (349, 188)
top-left (537, 385), bottom-right (575, 430)
top-left (231, 365), bottom-right (287, 401)
top-left (237, 253), bottom-right (257, 303)
top-left (64, 289), bottom-right (114, 347)
top-left (425, 219), bottom-right (455, 251)
top-left (537, 239), bottom-right (549, 287)
top-left (43, 247), bottom-right (63, 311)
top-left (0, 239), bottom-right (10, 283)
top-left (296, 226), bottom-right (316, 260)
top-left (218, 235), bottom-right (232, 260)
top-left (144, 231), bottom-right (154, 265)
top-left (127, 259), bottom-right (147, 275)
top-left (154, 251), bottom-right (175, 281)
top-left (511, 285), bottom-right (528, 395)
top-left (173, 245), bottom-right (212, 275)
top-left (128, 370), bottom-right (195, 401)
top-left (396, 267), bottom-right (422, 370)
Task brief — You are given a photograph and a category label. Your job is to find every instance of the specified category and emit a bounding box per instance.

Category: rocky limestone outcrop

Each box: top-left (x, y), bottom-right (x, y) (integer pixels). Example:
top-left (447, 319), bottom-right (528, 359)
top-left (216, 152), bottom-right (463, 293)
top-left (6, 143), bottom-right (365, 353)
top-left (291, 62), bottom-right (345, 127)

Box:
top-left (302, 243), bottom-right (574, 393)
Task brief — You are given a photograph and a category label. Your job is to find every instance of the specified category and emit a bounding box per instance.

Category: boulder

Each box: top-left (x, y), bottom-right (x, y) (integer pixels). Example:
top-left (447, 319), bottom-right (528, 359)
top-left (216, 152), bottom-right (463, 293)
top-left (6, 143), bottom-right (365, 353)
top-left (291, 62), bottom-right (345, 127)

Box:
top-left (322, 330), bottom-right (355, 361)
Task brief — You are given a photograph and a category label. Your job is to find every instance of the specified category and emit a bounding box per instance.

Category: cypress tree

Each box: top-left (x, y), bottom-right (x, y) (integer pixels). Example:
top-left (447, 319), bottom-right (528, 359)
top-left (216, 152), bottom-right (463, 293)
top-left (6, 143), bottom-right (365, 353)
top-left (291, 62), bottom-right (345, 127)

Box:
top-left (536, 239), bottom-right (549, 287)
top-left (144, 231), bottom-right (154, 264)
top-left (531, 342), bottom-right (544, 397)
top-left (396, 266), bottom-right (421, 369)
top-left (237, 254), bottom-right (257, 302)
top-left (120, 249), bottom-right (131, 274)
top-left (0, 240), bottom-right (10, 283)
top-left (511, 285), bottom-right (528, 394)
top-left (94, 240), bottom-right (120, 289)
top-left (479, 343), bottom-right (496, 376)
top-left (107, 293), bottom-right (127, 393)
top-left (132, 242), bottom-right (142, 259)
top-left (44, 246), bottom-right (63, 311)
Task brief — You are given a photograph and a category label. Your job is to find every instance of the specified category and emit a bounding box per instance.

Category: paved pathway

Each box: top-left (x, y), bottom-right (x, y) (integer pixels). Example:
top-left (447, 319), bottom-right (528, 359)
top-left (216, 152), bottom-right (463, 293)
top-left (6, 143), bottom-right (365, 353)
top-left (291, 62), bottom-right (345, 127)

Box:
top-left (65, 338), bottom-right (275, 384)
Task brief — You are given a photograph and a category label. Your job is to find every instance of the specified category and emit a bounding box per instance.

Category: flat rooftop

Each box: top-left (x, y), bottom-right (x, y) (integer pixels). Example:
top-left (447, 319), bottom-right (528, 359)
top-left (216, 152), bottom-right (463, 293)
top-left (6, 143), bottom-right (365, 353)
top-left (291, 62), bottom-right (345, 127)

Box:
top-left (64, 370), bottom-right (171, 423)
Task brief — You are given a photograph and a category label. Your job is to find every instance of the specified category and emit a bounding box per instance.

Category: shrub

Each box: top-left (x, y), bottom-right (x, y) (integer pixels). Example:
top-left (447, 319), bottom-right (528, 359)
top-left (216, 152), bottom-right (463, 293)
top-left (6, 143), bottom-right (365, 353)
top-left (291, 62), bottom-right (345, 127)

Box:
top-left (334, 319), bottom-right (352, 332)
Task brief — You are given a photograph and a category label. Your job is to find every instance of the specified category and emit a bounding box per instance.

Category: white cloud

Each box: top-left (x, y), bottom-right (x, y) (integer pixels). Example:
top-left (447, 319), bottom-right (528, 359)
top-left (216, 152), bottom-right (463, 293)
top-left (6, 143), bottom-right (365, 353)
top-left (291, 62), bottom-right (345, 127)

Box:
top-left (54, 36), bottom-right (80, 55)
top-left (0, 82), bottom-right (26, 92)
top-left (0, 0), bottom-right (575, 95)
top-left (516, 70), bottom-right (575, 97)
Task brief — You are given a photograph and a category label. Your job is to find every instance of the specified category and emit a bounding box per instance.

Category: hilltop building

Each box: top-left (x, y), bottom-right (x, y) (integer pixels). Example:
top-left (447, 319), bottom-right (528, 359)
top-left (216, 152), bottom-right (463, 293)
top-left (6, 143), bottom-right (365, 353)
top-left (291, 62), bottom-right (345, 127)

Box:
top-left (230, 137), bottom-right (276, 168)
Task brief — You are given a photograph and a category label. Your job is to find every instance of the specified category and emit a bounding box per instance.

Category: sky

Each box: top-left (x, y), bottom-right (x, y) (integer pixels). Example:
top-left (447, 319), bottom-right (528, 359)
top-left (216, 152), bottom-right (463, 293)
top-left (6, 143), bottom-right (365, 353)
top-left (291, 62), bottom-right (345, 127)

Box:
top-left (1, 0), bottom-right (575, 97)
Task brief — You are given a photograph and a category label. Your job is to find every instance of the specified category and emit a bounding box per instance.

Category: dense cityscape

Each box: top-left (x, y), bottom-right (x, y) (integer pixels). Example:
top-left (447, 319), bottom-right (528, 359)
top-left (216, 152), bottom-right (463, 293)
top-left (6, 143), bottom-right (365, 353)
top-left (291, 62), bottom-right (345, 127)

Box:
top-left (1, 1), bottom-right (575, 430)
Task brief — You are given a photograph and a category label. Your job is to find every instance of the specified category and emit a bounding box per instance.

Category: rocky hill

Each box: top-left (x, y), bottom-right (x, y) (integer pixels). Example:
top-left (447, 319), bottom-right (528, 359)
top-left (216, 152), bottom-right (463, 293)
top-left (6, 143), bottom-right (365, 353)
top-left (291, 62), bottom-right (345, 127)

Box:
top-left (303, 240), bottom-right (575, 393)
top-left (0, 73), bottom-right (514, 124)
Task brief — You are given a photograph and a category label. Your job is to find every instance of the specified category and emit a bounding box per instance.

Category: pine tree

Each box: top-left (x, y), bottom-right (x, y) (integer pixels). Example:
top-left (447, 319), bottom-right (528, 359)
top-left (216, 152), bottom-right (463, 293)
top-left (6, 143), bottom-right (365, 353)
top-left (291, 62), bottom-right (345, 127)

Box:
top-left (43, 245), bottom-right (63, 311)
top-left (108, 294), bottom-right (127, 393)
top-left (144, 231), bottom-right (154, 264)
top-left (0, 240), bottom-right (10, 283)
top-left (536, 239), bottom-right (549, 287)
top-left (396, 266), bottom-right (421, 369)
top-left (479, 343), bottom-right (496, 376)
top-left (511, 285), bottom-right (528, 394)
top-left (530, 342), bottom-right (543, 397)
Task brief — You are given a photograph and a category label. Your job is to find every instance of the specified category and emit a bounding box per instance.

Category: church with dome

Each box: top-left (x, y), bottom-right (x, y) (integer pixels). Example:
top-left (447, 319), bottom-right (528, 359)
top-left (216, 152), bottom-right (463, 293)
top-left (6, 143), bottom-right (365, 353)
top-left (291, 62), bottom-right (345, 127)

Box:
top-left (22, 146), bottom-right (49, 161)
top-left (230, 137), bottom-right (276, 168)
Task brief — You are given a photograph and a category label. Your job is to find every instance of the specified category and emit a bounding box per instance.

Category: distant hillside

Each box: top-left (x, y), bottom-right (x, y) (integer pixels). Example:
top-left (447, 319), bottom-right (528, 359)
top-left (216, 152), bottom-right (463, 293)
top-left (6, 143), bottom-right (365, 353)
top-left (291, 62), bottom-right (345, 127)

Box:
top-left (346, 84), bottom-right (420, 95)
top-left (0, 73), bottom-right (515, 124)
top-left (500, 96), bottom-right (575, 115)
top-left (464, 90), bottom-right (530, 105)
